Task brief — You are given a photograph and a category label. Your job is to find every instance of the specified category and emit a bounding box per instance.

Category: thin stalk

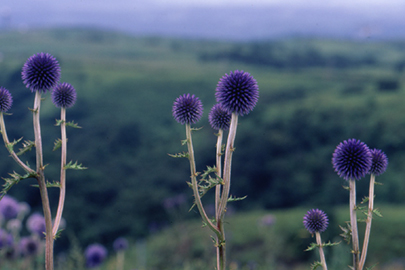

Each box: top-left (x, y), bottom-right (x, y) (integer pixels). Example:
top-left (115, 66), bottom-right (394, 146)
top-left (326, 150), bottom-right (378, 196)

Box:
top-left (0, 113), bottom-right (35, 174)
top-left (359, 174), bottom-right (376, 270)
top-left (185, 124), bottom-right (221, 238)
top-left (33, 91), bottom-right (54, 270)
top-left (116, 251), bottom-right (125, 270)
top-left (52, 107), bottom-right (67, 236)
top-left (315, 232), bottom-right (328, 270)
top-left (215, 129), bottom-right (225, 270)
top-left (349, 179), bottom-right (360, 270)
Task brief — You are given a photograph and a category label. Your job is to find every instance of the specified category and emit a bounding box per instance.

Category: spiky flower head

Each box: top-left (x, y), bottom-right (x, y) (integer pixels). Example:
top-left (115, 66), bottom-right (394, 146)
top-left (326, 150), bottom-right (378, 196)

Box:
top-left (208, 103), bottom-right (231, 130)
top-left (0, 195), bottom-right (20, 220)
top-left (26, 213), bottom-right (46, 237)
top-left (85, 243), bottom-right (107, 268)
top-left (215, 70), bottom-right (259, 116)
top-left (51, 82), bottom-right (77, 108)
top-left (19, 236), bottom-right (40, 257)
top-left (303, 209), bottom-right (329, 234)
top-left (22, 52), bottom-right (61, 93)
top-left (332, 138), bottom-right (372, 181)
top-left (0, 87), bottom-right (13, 112)
top-left (172, 94), bottom-right (203, 125)
top-left (369, 149), bottom-right (388, 176)
top-left (113, 237), bottom-right (129, 252)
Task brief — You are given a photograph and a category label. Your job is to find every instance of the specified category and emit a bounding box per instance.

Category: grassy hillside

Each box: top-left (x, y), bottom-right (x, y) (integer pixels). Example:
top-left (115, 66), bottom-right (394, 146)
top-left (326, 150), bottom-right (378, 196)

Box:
top-left (0, 28), bottom-right (404, 253)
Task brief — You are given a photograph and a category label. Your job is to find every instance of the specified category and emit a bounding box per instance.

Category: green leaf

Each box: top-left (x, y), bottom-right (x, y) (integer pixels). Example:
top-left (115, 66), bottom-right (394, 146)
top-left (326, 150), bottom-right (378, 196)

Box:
top-left (1, 171), bottom-right (38, 199)
top-left (6, 137), bottom-right (23, 153)
top-left (365, 263), bottom-right (378, 270)
top-left (53, 138), bottom-right (62, 151)
top-left (310, 261), bottom-right (322, 270)
top-left (64, 161), bottom-right (87, 170)
top-left (168, 152), bottom-right (189, 158)
top-left (228, 195), bottom-right (247, 202)
top-left (305, 242), bottom-right (319, 252)
top-left (55, 119), bottom-right (81, 128)
top-left (190, 126), bottom-right (203, 131)
top-left (54, 229), bottom-right (64, 239)
top-left (16, 140), bottom-right (35, 156)
top-left (323, 241), bottom-right (341, 247)
top-left (373, 208), bottom-right (383, 217)
top-left (339, 222), bottom-right (352, 244)
top-left (181, 139), bottom-right (188, 146)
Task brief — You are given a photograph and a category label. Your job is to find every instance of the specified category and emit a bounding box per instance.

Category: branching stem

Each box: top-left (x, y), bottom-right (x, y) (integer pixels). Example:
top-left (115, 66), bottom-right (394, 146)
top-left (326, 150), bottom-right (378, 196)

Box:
top-left (350, 179), bottom-right (360, 270)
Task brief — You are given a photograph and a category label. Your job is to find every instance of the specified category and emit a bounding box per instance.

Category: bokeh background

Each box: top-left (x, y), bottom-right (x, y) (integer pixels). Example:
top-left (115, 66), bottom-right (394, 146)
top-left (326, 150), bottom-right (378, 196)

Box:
top-left (1, 0), bottom-right (405, 269)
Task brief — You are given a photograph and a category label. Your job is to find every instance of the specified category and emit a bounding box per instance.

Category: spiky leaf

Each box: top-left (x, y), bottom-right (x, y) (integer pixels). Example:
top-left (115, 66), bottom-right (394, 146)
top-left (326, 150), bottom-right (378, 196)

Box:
top-left (16, 140), bottom-right (35, 156)
top-left (168, 152), bottom-right (189, 158)
top-left (64, 161), bottom-right (87, 170)
top-left (228, 195), bottom-right (247, 202)
top-left (53, 138), bottom-right (62, 151)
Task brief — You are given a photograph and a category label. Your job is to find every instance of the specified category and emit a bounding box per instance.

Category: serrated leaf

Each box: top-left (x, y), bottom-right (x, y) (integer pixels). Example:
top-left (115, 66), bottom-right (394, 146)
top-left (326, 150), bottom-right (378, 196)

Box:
top-left (310, 261), bottom-right (322, 270)
top-left (373, 208), bottom-right (383, 217)
top-left (342, 185), bottom-right (350, 190)
top-left (365, 263), bottom-right (378, 270)
top-left (53, 138), bottom-right (62, 151)
top-left (305, 242), bottom-right (319, 252)
top-left (374, 181), bottom-right (383, 186)
top-left (168, 152), bottom-right (189, 158)
top-left (16, 140), bottom-right (35, 156)
top-left (181, 139), bottom-right (188, 146)
top-left (64, 161), bottom-right (87, 170)
top-left (190, 126), bottom-right (203, 131)
top-left (339, 223), bottom-right (352, 244)
top-left (31, 181), bottom-right (62, 189)
top-left (54, 229), bottom-right (64, 239)
top-left (361, 196), bottom-right (370, 204)
top-left (323, 241), bottom-right (341, 247)
top-left (6, 137), bottom-right (23, 153)
top-left (1, 171), bottom-right (38, 199)
top-left (55, 119), bottom-right (81, 128)
top-left (228, 195), bottom-right (247, 202)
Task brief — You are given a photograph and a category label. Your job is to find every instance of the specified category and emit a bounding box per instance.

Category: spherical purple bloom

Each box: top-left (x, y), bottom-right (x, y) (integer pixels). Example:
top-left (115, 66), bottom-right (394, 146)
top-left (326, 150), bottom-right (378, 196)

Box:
top-left (303, 209), bottom-right (329, 234)
top-left (51, 82), bottom-right (77, 108)
top-left (0, 195), bottom-right (20, 220)
top-left (369, 149), bottom-right (388, 176)
top-left (215, 70), bottom-right (259, 116)
top-left (208, 103), bottom-right (231, 131)
top-left (85, 243), bottom-right (107, 268)
top-left (22, 52), bottom-right (61, 93)
top-left (19, 236), bottom-right (41, 257)
top-left (113, 237), bottom-right (129, 252)
top-left (26, 213), bottom-right (46, 237)
top-left (0, 229), bottom-right (13, 249)
top-left (0, 87), bottom-right (13, 112)
top-left (332, 138), bottom-right (372, 181)
top-left (172, 94), bottom-right (203, 125)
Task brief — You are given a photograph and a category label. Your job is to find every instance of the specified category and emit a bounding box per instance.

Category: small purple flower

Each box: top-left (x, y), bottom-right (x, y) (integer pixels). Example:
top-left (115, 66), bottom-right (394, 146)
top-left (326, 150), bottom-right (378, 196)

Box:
top-left (0, 229), bottom-right (13, 249)
top-left (172, 94), bottom-right (203, 125)
top-left (113, 237), bottom-right (129, 252)
top-left (332, 138), bottom-right (372, 181)
top-left (0, 195), bottom-right (20, 220)
top-left (369, 149), bottom-right (388, 176)
top-left (0, 87), bottom-right (13, 112)
top-left (208, 103), bottom-right (231, 131)
top-left (303, 209), bottom-right (329, 234)
top-left (19, 236), bottom-right (41, 257)
top-left (21, 52), bottom-right (61, 93)
top-left (215, 70), bottom-right (259, 116)
top-left (85, 243), bottom-right (107, 268)
top-left (26, 213), bottom-right (46, 237)
top-left (51, 82), bottom-right (77, 108)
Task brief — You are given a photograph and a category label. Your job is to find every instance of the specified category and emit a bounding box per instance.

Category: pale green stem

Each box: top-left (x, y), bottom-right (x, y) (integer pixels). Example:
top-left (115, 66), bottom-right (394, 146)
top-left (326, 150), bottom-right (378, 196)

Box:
top-left (0, 113), bottom-right (35, 174)
top-left (350, 179), bottom-right (360, 270)
top-left (52, 107), bottom-right (67, 237)
top-left (33, 91), bottom-right (54, 270)
top-left (316, 232), bottom-right (328, 270)
top-left (215, 129), bottom-right (225, 270)
top-left (359, 174), bottom-right (375, 270)
top-left (116, 251), bottom-right (125, 270)
top-left (185, 124), bottom-right (221, 238)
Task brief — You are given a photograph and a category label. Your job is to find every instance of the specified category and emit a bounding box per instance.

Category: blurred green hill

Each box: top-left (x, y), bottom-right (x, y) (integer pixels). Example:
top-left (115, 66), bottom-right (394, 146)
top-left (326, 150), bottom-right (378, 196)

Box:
top-left (0, 28), bottom-right (404, 249)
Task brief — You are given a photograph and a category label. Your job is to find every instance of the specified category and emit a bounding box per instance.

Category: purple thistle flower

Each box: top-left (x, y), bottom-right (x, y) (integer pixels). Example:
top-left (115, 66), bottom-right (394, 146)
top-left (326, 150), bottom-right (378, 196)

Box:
top-left (369, 149), bottom-right (388, 176)
top-left (0, 229), bottom-right (13, 249)
top-left (332, 138), bottom-right (372, 181)
top-left (21, 52), bottom-right (61, 93)
top-left (0, 87), bottom-right (13, 112)
top-left (303, 209), bottom-right (329, 234)
top-left (85, 243), bottom-right (107, 268)
top-left (19, 236), bottom-right (41, 257)
top-left (0, 195), bottom-right (20, 220)
top-left (208, 103), bottom-right (232, 131)
top-left (215, 70), bottom-right (259, 116)
top-left (51, 82), bottom-right (77, 108)
top-left (172, 94), bottom-right (203, 125)
top-left (26, 213), bottom-right (46, 237)
top-left (113, 237), bottom-right (129, 252)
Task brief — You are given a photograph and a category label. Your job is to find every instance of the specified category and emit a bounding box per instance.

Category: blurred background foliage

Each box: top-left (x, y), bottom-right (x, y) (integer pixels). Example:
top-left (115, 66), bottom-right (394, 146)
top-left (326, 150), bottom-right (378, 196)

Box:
top-left (0, 28), bottom-right (404, 268)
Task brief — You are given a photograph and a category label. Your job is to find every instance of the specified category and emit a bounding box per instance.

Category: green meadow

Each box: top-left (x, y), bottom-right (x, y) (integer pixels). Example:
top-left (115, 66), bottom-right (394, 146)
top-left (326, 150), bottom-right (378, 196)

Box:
top-left (0, 28), bottom-right (404, 269)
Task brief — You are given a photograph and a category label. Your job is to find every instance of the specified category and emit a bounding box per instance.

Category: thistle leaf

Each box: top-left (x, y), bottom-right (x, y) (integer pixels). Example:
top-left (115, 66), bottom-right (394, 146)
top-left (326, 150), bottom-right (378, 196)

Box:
top-left (323, 241), bottom-right (341, 247)
top-left (181, 139), bottom-right (188, 146)
top-left (373, 208), bottom-right (383, 217)
top-left (53, 138), bottom-right (62, 151)
top-left (6, 137), bottom-right (23, 153)
top-left (16, 140), bottom-right (35, 156)
top-left (168, 152), bottom-right (189, 158)
top-left (339, 223), bottom-right (352, 244)
top-left (190, 127), bottom-right (203, 131)
top-left (1, 171), bottom-right (38, 199)
top-left (228, 195), bottom-right (247, 202)
top-left (310, 261), bottom-right (322, 270)
top-left (55, 119), bottom-right (81, 128)
top-left (64, 161), bottom-right (87, 170)
top-left (305, 242), bottom-right (319, 252)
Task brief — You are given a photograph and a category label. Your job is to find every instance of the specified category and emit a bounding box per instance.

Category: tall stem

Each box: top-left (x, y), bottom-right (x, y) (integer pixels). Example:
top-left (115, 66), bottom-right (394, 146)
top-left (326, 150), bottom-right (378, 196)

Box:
top-left (349, 179), bottom-right (360, 270)
top-left (316, 232), bottom-right (328, 270)
top-left (215, 129), bottom-right (225, 270)
top-left (185, 124), bottom-right (221, 238)
top-left (359, 174), bottom-right (375, 270)
top-left (53, 107), bottom-right (67, 236)
top-left (33, 91), bottom-right (54, 270)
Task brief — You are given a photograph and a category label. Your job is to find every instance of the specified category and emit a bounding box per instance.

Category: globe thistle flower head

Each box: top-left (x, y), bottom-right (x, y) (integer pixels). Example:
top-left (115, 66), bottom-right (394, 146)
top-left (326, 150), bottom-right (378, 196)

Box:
top-left (208, 103), bottom-right (231, 130)
top-left (303, 209), bottom-right (329, 234)
top-left (0, 87), bottom-right (13, 112)
top-left (172, 94), bottom-right (203, 125)
top-left (0, 229), bottom-right (13, 249)
top-left (26, 213), bottom-right (46, 237)
top-left (332, 138), bottom-right (372, 181)
top-left (0, 195), bottom-right (20, 220)
top-left (369, 149), bottom-right (388, 176)
top-left (52, 82), bottom-right (77, 108)
top-left (22, 52), bottom-right (61, 93)
top-left (215, 70), bottom-right (259, 116)
top-left (19, 236), bottom-right (40, 257)
top-left (113, 237), bottom-right (129, 252)
top-left (85, 243), bottom-right (107, 268)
